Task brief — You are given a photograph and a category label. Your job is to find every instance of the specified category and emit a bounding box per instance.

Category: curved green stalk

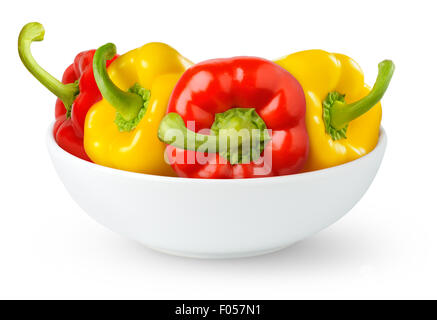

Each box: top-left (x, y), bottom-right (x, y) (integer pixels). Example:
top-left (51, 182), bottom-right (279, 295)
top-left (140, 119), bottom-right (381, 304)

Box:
top-left (330, 60), bottom-right (395, 130)
top-left (18, 22), bottom-right (79, 114)
top-left (158, 113), bottom-right (218, 151)
top-left (158, 108), bottom-right (270, 164)
top-left (93, 43), bottom-right (144, 122)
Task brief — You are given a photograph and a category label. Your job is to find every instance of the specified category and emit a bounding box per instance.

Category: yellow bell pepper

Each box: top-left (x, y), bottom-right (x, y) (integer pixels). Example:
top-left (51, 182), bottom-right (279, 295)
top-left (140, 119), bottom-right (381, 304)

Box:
top-left (84, 42), bottom-right (192, 176)
top-left (275, 50), bottom-right (394, 171)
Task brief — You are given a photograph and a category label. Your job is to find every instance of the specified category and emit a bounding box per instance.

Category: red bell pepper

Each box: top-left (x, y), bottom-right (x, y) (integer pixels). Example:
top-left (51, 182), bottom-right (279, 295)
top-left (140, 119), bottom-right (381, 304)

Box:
top-left (158, 57), bottom-right (309, 178)
top-left (18, 22), bottom-right (117, 161)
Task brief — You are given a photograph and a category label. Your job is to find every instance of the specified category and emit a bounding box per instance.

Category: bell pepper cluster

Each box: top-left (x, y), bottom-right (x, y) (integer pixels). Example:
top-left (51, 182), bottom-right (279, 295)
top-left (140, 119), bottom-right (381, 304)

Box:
top-left (19, 22), bottom-right (395, 179)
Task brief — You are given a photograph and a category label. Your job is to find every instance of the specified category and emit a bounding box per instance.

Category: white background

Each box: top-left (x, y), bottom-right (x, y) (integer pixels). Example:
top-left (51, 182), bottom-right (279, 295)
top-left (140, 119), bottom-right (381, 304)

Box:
top-left (1, 0), bottom-right (436, 299)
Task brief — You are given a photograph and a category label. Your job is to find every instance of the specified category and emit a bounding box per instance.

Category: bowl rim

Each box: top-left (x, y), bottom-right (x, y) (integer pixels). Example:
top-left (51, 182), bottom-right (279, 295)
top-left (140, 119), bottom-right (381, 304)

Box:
top-left (47, 123), bottom-right (386, 185)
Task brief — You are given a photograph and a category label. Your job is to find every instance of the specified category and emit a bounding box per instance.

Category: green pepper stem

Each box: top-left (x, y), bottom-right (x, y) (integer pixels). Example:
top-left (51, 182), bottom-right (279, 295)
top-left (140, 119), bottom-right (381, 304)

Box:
top-left (330, 60), bottom-right (395, 130)
top-left (158, 113), bottom-right (218, 151)
top-left (158, 109), bottom-right (271, 164)
top-left (93, 43), bottom-right (143, 121)
top-left (18, 22), bottom-right (79, 112)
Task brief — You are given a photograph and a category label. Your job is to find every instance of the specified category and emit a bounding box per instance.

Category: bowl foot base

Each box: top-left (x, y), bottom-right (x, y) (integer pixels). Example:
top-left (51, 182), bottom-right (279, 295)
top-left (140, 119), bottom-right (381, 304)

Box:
top-left (147, 245), bottom-right (289, 259)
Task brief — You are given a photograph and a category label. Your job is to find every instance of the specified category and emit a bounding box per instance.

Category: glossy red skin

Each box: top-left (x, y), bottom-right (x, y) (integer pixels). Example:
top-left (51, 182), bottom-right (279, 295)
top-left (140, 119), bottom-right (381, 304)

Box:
top-left (166, 57), bottom-right (309, 179)
top-left (53, 50), bottom-right (118, 161)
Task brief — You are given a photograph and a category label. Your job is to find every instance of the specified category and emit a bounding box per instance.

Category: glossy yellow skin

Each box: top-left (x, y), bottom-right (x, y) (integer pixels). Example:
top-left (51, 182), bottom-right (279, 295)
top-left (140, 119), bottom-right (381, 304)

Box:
top-left (84, 43), bottom-right (192, 176)
top-left (275, 50), bottom-right (382, 172)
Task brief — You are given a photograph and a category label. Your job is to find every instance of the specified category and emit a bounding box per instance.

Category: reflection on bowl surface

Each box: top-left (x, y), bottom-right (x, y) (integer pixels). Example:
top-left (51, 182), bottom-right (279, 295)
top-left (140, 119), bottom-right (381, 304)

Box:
top-left (47, 124), bottom-right (387, 259)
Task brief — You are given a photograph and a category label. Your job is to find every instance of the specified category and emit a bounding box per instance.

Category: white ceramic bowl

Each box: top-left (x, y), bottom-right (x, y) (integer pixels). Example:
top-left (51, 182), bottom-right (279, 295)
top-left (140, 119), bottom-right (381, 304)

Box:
top-left (47, 125), bottom-right (387, 259)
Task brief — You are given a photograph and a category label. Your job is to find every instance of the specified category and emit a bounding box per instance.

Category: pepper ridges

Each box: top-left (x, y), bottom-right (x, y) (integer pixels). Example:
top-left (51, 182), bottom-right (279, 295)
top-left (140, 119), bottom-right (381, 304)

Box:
top-left (83, 42), bottom-right (192, 175)
top-left (275, 50), bottom-right (394, 171)
top-left (158, 56), bottom-right (310, 179)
